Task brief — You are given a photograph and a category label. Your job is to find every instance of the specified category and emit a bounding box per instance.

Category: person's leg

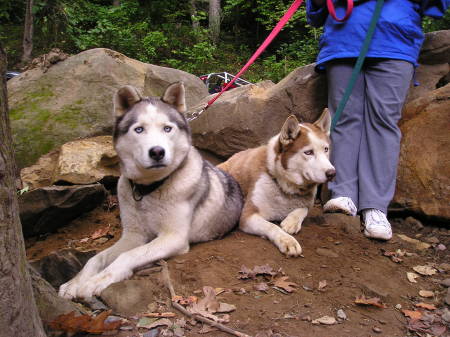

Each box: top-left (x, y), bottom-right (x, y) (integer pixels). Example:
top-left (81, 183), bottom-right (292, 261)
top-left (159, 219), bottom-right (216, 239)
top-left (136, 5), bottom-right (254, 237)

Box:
top-left (325, 59), bottom-right (366, 214)
top-left (358, 59), bottom-right (414, 239)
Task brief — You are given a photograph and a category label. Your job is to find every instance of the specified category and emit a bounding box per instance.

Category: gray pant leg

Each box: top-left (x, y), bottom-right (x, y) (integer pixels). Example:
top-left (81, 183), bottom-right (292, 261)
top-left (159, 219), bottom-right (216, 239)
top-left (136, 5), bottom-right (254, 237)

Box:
top-left (327, 60), bottom-right (366, 206)
top-left (358, 59), bottom-right (414, 213)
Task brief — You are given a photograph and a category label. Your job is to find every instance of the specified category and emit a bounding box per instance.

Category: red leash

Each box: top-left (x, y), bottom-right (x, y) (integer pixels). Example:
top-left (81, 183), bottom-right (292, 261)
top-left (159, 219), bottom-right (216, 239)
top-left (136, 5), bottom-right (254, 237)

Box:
top-left (194, 0), bottom-right (353, 116)
top-left (327, 0), bottom-right (354, 22)
top-left (202, 0), bottom-right (303, 112)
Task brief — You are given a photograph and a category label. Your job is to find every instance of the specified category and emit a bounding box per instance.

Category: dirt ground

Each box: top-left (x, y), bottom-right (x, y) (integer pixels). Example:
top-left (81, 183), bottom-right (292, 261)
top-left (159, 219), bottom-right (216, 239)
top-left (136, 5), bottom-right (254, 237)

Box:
top-left (26, 202), bottom-right (450, 337)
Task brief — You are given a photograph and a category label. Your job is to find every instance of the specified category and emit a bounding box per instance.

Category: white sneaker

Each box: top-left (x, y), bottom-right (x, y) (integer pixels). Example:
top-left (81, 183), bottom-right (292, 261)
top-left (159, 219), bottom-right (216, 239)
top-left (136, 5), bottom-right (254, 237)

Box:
top-left (323, 197), bottom-right (357, 216)
top-left (362, 209), bottom-right (392, 241)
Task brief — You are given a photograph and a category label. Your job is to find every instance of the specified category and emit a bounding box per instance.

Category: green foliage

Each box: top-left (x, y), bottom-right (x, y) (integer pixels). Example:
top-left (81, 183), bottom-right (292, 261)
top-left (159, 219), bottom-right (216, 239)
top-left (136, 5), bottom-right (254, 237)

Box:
top-left (2, 0), bottom-right (449, 82)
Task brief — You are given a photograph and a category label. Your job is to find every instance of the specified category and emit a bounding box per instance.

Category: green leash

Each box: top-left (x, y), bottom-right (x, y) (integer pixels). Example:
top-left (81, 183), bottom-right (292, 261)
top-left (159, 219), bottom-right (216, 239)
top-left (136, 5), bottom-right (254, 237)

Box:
top-left (330, 0), bottom-right (385, 131)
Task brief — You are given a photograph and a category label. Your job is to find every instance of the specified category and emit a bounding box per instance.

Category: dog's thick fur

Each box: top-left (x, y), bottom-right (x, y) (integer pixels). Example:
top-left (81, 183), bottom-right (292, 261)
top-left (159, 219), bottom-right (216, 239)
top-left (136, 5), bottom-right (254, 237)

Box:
top-left (59, 82), bottom-right (243, 299)
top-left (219, 110), bottom-right (335, 256)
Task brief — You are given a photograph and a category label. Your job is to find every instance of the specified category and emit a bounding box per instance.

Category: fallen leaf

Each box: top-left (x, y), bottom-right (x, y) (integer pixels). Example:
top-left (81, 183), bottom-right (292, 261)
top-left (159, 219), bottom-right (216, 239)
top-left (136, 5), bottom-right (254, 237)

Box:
top-left (91, 225), bottom-right (111, 240)
top-left (407, 272), bottom-right (419, 283)
top-left (273, 276), bottom-right (298, 293)
top-left (354, 295), bottom-right (387, 308)
top-left (311, 315), bottom-right (336, 325)
top-left (318, 280), bottom-right (327, 290)
top-left (172, 295), bottom-right (198, 306)
top-left (217, 302), bottom-right (236, 313)
top-left (413, 265), bottom-right (437, 276)
top-left (419, 290), bottom-right (434, 298)
top-left (48, 310), bottom-right (122, 334)
top-left (402, 309), bottom-right (423, 321)
top-left (238, 264), bottom-right (278, 280)
top-left (414, 303), bottom-right (436, 310)
top-left (141, 312), bottom-right (177, 318)
top-left (199, 324), bottom-right (218, 334)
top-left (254, 282), bottom-right (269, 293)
top-left (144, 318), bottom-right (172, 329)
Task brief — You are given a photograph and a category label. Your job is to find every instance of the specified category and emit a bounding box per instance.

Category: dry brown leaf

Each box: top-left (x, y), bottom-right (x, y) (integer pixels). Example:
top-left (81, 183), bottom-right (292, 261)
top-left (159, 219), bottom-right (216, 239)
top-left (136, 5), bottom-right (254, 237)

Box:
top-left (418, 290), bottom-right (434, 298)
top-left (48, 310), bottom-right (121, 334)
top-left (187, 286), bottom-right (235, 322)
top-left (273, 276), bottom-right (298, 293)
top-left (91, 225), bottom-right (111, 240)
top-left (238, 264), bottom-right (277, 279)
top-left (254, 282), bottom-right (269, 293)
top-left (413, 265), bottom-right (437, 276)
top-left (354, 295), bottom-right (387, 308)
top-left (141, 312), bottom-right (176, 318)
top-left (318, 280), bottom-right (327, 290)
top-left (172, 295), bottom-right (198, 306)
top-left (402, 309), bottom-right (423, 321)
top-left (414, 302), bottom-right (436, 310)
top-left (407, 272), bottom-right (419, 283)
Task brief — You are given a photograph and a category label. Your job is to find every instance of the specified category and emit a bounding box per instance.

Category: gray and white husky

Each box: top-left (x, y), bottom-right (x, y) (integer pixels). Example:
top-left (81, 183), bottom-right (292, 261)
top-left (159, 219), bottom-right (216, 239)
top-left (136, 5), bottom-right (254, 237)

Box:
top-left (59, 82), bottom-right (243, 299)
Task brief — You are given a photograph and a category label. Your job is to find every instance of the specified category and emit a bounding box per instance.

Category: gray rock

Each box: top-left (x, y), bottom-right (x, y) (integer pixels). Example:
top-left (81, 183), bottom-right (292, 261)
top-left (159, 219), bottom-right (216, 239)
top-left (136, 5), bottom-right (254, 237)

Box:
top-left (8, 48), bottom-right (207, 168)
top-left (440, 279), bottom-right (450, 287)
top-left (441, 308), bottom-right (450, 323)
top-left (100, 279), bottom-right (166, 316)
top-left (445, 288), bottom-right (450, 306)
top-left (29, 264), bottom-right (85, 321)
top-left (336, 309), bottom-right (347, 320)
top-left (30, 249), bottom-right (95, 288)
top-left (404, 216), bottom-right (424, 230)
top-left (144, 64), bottom-right (208, 108)
top-left (419, 30), bottom-right (450, 65)
top-left (190, 64), bottom-right (327, 158)
top-left (406, 63), bottom-right (449, 103)
top-left (19, 184), bottom-right (106, 237)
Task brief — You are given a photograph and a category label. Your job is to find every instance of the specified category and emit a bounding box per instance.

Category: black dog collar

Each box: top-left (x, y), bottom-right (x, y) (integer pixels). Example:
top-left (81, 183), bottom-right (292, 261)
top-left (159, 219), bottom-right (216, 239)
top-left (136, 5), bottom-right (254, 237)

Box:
top-left (129, 177), bottom-right (168, 201)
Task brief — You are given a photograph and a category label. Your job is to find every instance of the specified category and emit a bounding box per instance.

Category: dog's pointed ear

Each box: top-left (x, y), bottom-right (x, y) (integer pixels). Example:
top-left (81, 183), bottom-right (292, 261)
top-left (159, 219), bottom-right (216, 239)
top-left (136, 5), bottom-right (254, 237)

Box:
top-left (280, 115), bottom-right (301, 146)
top-left (162, 82), bottom-right (186, 113)
top-left (114, 85), bottom-right (142, 118)
top-left (314, 108), bottom-right (331, 136)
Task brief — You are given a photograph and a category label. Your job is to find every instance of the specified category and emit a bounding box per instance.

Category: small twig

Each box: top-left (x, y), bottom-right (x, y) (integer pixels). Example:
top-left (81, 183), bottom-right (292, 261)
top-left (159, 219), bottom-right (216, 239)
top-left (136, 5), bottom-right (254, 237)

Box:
top-left (159, 260), bottom-right (252, 337)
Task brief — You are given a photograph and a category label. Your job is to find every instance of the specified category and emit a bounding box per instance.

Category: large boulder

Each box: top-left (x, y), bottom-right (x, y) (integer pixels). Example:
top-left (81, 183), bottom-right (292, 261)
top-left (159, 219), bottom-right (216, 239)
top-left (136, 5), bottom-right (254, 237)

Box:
top-left (21, 136), bottom-right (120, 189)
top-left (407, 30), bottom-right (450, 103)
top-left (190, 64), bottom-right (327, 158)
top-left (392, 84), bottom-right (450, 220)
top-left (19, 184), bottom-right (106, 237)
top-left (419, 30), bottom-right (450, 65)
top-left (8, 48), bottom-right (208, 168)
top-left (144, 64), bottom-right (208, 108)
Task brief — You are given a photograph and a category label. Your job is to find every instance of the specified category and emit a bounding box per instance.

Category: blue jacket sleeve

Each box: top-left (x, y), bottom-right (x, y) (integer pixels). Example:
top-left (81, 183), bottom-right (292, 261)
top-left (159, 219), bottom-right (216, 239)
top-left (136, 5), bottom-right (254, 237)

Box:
top-left (306, 0), bottom-right (328, 27)
top-left (421, 0), bottom-right (449, 18)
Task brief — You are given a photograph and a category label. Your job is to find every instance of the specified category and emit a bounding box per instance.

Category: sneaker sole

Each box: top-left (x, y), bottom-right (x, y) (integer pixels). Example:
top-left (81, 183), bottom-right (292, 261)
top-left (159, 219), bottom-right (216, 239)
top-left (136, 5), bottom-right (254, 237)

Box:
top-left (323, 204), bottom-right (356, 216)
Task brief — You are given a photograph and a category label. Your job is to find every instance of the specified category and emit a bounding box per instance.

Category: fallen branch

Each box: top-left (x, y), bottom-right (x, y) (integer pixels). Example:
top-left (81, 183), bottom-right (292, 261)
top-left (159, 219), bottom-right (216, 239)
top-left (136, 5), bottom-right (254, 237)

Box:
top-left (159, 260), bottom-right (252, 337)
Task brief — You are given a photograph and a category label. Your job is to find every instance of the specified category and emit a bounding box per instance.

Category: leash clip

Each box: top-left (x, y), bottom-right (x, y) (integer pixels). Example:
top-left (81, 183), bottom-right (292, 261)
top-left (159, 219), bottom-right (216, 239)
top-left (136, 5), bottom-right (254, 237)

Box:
top-left (186, 105), bottom-right (208, 122)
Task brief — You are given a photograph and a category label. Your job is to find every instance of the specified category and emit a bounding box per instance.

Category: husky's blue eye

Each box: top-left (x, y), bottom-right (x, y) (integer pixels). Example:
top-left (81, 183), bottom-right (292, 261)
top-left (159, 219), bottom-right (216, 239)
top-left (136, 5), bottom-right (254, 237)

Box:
top-left (164, 126), bottom-right (172, 133)
top-left (134, 127), bottom-right (144, 134)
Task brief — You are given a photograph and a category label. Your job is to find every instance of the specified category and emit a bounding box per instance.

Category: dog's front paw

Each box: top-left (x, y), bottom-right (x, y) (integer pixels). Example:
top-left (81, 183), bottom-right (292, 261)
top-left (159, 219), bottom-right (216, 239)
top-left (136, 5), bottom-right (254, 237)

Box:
top-left (280, 216), bottom-right (302, 235)
top-left (274, 233), bottom-right (302, 257)
top-left (78, 267), bottom-right (133, 299)
top-left (59, 278), bottom-right (81, 299)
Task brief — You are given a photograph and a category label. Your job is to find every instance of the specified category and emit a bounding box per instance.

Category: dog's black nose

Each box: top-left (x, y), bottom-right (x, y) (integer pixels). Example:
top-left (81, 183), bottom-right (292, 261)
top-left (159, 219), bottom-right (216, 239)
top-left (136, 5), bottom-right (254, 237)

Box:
top-left (149, 146), bottom-right (165, 161)
top-left (326, 169), bottom-right (336, 181)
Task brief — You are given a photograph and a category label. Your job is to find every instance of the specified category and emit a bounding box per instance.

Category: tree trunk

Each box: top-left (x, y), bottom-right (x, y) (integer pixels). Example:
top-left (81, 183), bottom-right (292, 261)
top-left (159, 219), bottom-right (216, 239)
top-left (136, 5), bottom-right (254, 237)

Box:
top-left (190, 0), bottom-right (200, 30)
top-left (209, 0), bottom-right (221, 44)
top-left (0, 46), bottom-right (46, 337)
top-left (21, 0), bottom-right (34, 64)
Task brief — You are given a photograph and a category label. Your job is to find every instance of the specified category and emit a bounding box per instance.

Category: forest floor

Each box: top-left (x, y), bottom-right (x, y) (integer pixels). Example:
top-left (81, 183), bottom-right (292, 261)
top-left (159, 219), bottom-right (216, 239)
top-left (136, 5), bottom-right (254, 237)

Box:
top-left (26, 201), bottom-right (450, 337)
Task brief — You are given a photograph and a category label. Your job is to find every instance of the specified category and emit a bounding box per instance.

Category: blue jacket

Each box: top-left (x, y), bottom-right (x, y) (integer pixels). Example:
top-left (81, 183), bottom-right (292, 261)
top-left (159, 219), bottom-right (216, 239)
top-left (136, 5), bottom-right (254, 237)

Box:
top-left (306, 0), bottom-right (449, 68)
